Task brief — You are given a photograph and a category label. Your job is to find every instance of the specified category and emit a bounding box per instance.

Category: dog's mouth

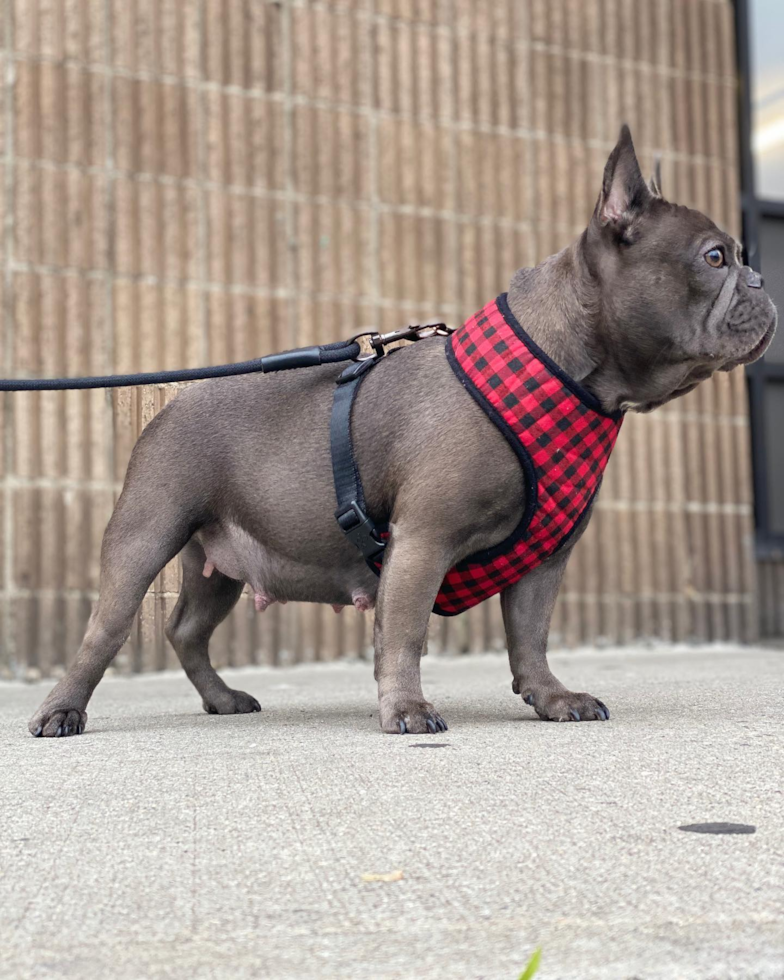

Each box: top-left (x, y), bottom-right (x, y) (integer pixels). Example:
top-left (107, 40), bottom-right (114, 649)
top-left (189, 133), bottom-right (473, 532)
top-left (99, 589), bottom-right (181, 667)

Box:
top-left (742, 320), bottom-right (776, 362)
top-left (720, 317), bottom-right (776, 371)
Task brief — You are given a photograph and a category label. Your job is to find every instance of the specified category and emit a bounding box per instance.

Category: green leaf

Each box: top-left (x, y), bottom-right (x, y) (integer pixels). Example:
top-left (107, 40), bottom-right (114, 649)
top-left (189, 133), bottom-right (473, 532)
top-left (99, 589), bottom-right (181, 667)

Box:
top-left (517, 947), bottom-right (542, 980)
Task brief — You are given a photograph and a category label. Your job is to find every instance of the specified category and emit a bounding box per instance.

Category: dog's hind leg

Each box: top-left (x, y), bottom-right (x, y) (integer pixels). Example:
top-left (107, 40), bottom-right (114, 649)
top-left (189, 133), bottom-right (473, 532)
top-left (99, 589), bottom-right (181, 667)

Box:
top-left (28, 485), bottom-right (194, 738)
top-left (165, 539), bottom-right (260, 715)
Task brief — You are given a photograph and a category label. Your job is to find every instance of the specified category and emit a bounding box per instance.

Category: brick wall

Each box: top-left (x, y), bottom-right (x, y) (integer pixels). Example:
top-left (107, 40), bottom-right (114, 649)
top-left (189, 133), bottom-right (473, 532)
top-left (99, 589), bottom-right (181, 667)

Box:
top-left (0, 0), bottom-right (756, 678)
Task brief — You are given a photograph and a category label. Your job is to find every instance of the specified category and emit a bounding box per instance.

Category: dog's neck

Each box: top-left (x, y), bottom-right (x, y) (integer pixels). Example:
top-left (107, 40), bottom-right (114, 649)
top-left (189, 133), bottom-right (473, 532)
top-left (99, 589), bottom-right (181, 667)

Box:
top-left (506, 240), bottom-right (621, 411)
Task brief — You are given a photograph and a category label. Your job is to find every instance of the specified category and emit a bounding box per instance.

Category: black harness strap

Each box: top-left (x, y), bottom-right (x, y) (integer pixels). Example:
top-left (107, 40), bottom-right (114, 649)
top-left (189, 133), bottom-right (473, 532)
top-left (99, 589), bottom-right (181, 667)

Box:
top-left (329, 322), bottom-right (452, 566)
top-left (330, 357), bottom-right (386, 563)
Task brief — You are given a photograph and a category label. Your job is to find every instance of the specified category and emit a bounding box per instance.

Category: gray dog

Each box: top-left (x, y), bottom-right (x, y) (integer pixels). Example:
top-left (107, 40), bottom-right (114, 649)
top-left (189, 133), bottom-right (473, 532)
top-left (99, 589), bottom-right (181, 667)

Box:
top-left (29, 126), bottom-right (776, 738)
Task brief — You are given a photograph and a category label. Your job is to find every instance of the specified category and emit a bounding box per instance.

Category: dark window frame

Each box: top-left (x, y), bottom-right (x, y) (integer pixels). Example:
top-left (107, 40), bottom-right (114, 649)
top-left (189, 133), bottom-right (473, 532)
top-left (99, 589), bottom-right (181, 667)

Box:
top-left (734, 0), bottom-right (784, 558)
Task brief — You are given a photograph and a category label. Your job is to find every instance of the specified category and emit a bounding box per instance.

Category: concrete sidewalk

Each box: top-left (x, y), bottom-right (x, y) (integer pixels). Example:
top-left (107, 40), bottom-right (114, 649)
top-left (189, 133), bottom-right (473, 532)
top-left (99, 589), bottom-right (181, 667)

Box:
top-left (1, 646), bottom-right (782, 980)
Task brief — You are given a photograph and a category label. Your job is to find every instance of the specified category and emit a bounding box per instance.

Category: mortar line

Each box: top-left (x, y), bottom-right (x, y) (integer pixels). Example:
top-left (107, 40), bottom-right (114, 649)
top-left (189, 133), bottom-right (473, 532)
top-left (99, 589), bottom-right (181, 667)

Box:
top-left (4, 33), bottom-right (739, 91)
top-left (2, 1), bottom-right (17, 671)
top-left (367, 0), bottom-right (380, 329)
top-left (3, 262), bottom-right (464, 316)
top-left (595, 499), bottom-right (753, 515)
top-left (281, 0), bottom-right (297, 662)
top-left (10, 157), bottom-right (564, 234)
top-left (196, 0), bottom-right (209, 362)
top-left (446, 0), bottom-right (460, 324)
top-left (281, 0), bottom-right (296, 349)
top-left (103, 0), bottom-right (116, 489)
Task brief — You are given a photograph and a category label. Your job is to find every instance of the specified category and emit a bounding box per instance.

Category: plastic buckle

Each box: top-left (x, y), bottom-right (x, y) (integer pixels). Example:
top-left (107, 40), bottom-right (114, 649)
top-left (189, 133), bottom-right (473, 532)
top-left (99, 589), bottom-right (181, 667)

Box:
top-left (336, 502), bottom-right (386, 560)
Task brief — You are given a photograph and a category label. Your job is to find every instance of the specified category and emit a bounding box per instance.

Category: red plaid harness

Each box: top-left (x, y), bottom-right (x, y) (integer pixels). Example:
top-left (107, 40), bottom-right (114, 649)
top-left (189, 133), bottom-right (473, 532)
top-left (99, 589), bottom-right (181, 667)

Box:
top-left (433, 294), bottom-right (623, 614)
top-left (331, 294), bottom-right (623, 616)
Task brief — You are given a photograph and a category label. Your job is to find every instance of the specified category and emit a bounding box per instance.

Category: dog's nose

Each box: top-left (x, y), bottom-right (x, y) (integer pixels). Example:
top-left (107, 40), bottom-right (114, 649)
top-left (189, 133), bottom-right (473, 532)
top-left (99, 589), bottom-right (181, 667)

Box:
top-left (744, 267), bottom-right (764, 289)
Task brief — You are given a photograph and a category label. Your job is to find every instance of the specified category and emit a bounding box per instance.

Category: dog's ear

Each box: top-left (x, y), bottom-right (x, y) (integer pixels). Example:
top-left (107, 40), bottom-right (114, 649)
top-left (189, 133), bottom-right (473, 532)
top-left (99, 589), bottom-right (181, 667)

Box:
top-left (594, 125), bottom-right (652, 231)
top-left (647, 155), bottom-right (663, 198)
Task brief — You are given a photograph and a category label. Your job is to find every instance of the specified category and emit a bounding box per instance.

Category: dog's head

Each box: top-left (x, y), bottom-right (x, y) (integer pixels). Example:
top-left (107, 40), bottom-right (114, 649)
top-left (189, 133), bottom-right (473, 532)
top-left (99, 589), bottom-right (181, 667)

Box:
top-left (582, 126), bottom-right (777, 412)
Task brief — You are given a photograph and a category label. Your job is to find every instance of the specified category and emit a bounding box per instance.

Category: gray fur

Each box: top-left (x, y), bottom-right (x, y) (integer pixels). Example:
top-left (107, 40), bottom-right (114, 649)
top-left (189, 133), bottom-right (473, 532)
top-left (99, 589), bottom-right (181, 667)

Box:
top-left (29, 126), bottom-right (776, 738)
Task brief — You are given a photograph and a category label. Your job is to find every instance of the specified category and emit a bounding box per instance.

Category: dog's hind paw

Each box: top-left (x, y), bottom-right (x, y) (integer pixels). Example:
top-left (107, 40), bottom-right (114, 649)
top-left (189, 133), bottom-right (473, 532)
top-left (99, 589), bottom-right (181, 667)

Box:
top-left (202, 689), bottom-right (261, 715)
top-left (29, 706), bottom-right (87, 738)
top-left (379, 696), bottom-right (448, 735)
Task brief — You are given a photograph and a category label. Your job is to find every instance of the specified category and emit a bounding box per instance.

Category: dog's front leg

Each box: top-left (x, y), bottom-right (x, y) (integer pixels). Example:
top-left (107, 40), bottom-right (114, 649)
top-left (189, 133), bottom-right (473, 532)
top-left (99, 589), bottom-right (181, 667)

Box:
top-left (501, 551), bottom-right (610, 722)
top-left (374, 526), bottom-right (449, 734)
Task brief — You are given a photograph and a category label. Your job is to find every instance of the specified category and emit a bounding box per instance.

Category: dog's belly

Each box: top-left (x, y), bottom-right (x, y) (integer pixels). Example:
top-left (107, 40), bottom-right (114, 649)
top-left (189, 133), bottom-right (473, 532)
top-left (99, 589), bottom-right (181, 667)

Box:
top-left (193, 521), bottom-right (376, 612)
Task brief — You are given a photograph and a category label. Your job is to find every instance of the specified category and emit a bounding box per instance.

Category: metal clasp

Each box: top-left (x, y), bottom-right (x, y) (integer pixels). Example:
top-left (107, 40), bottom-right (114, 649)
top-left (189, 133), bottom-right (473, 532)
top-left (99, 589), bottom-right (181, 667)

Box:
top-left (350, 321), bottom-right (453, 360)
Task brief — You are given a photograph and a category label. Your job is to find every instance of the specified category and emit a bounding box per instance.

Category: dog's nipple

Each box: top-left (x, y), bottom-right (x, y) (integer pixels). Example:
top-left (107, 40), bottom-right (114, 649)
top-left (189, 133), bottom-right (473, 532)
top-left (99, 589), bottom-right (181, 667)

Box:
top-left (351, 591), bottom-right (374, 613)
top-left (202, 561), bottom-right (215, 578)
top-left (254, 592), bottom-right (272, 613)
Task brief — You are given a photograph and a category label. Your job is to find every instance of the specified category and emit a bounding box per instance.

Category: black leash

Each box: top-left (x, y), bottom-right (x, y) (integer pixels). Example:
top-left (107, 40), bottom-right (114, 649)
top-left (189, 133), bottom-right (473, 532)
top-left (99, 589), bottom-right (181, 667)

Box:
top-left (0, 338), bottom-right (362, 391)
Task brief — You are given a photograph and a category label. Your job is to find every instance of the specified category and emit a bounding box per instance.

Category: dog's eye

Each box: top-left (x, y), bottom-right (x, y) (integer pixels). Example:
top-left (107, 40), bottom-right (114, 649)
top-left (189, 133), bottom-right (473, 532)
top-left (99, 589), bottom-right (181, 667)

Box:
top-left (704, 247), bottom-right (725, 268)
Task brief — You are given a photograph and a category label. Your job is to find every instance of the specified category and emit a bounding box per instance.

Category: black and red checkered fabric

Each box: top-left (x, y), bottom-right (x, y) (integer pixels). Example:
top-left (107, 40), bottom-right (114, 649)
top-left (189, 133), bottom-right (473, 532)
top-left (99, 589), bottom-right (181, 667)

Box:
top-left (427, 294), bottom-right (623, 615)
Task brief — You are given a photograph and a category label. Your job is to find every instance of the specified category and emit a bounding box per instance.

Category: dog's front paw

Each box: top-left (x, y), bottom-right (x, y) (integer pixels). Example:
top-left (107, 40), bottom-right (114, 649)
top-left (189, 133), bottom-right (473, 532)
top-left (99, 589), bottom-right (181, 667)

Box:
top-left (29, 704), bottom-right (87, 737)
top-left (202, 688), bottom-right (261, 715)
top-left (520, 688), bottom-right (609, 722)
top-left (379, 695), bottom-right (448, 734)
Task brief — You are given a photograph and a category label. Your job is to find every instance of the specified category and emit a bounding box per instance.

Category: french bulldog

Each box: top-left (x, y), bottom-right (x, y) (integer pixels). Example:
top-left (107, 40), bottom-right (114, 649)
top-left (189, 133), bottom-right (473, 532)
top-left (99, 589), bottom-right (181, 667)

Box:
top-left (28, 126), bottom-right (776, 738)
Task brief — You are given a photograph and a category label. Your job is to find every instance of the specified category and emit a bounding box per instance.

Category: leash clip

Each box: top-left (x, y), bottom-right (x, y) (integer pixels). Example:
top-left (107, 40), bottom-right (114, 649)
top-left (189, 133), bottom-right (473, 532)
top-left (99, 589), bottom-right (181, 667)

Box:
top-left (350, 322), bottom-right (453, 360)
top-left (408, 322), bottom-right (454, 340)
